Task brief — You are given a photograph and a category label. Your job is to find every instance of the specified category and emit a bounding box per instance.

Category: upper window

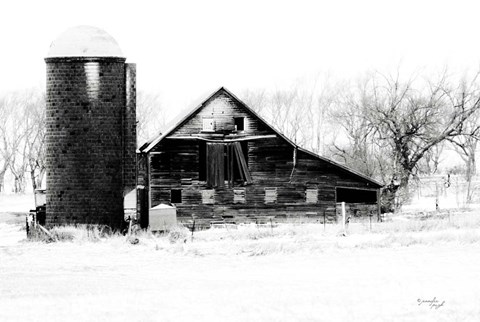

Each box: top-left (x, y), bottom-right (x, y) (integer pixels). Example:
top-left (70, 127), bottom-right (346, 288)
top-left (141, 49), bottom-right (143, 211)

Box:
top-left (234, 117), bottom-right (245, 131)
top-left (203, 118), bottom-right (214, 131)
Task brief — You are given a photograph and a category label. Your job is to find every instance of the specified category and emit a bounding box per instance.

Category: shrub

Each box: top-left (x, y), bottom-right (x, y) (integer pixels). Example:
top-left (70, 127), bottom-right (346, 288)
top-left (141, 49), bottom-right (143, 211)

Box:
top-left (167, 226), bottom-right (189, 244)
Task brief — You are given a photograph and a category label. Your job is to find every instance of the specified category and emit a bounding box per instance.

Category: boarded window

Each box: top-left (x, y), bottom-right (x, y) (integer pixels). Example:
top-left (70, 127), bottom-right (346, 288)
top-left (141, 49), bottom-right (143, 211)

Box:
top-left (203, 118), bottom-right (214, 131)
top-left (234, 117), bottom-right (245, 131)
top-left (233, 189), bottom-right (246, 204)
top-left (306, 189), bottom-right (318, 204)
top-left (264, 187), bottom-right (277, 204)
top-left (171, 189), bottom-right (182, 203)
top-left (202, 190), bottom-right (215, 204)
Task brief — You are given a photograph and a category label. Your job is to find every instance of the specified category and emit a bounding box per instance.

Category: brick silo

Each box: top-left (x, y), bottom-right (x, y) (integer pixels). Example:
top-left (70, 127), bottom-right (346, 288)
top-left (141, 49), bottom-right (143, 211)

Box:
top-left (45, 26), bottom-right (136, 229)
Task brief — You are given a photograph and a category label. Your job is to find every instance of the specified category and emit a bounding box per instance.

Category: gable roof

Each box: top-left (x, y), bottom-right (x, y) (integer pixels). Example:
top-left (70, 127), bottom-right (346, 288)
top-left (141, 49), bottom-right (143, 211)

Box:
top-left (139, 87), bottom-right (383, 188)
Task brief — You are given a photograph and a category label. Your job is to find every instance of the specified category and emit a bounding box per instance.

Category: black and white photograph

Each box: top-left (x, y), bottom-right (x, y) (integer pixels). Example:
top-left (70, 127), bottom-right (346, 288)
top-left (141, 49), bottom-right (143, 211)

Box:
top-left (1, 0), bottom-right (479, 321)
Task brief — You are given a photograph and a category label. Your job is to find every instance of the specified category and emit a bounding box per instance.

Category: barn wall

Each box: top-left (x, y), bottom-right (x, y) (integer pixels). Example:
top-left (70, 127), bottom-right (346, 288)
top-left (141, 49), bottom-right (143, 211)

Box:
top-left (169, 90), bottom-right (270, 137)
top-left (148, 138), bottom-right (338, 224)
top-left (142, 91), bottom-right (380, 226)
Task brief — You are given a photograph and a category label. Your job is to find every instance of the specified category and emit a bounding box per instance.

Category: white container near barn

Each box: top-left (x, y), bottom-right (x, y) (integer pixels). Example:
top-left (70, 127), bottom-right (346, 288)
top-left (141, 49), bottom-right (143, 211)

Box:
top-left (149, 204), bottom-right (177, 231)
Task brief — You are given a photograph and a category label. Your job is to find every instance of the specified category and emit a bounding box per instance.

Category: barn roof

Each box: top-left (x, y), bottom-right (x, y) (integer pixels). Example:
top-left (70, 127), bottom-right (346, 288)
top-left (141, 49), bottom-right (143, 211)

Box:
top-left (139, 87), bottom-right (383, 188)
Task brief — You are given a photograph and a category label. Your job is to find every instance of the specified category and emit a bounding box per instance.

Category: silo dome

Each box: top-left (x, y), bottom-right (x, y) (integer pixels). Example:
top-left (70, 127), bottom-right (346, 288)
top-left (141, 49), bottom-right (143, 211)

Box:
top-left (47, 25), bottom-right (124, 58)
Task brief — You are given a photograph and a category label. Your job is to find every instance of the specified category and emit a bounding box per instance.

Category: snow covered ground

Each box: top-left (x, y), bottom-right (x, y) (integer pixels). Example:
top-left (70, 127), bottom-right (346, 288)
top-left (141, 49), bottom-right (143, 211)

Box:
top-left (1, 193), bottom-right (480, 321)
top-left (1, 225), bottom-right (479, 321)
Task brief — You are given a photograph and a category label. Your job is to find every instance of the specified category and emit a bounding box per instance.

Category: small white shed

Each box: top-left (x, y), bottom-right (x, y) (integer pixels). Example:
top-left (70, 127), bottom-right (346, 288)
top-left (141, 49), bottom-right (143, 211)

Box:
top-left (149, 204), bottom-right (177, 231)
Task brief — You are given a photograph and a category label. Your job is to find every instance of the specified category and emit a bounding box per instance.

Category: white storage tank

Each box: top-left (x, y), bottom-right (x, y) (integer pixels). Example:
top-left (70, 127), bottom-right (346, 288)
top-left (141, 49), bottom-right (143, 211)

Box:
top-left (149, 204), bottom-right (177, 231)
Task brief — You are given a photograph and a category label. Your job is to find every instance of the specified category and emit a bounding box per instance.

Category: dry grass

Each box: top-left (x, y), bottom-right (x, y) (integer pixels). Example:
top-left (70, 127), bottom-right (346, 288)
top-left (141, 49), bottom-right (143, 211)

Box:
top-left (22, 210), bottom-right (480, 257)
top-left (27, 224), bottom-right (120, 243)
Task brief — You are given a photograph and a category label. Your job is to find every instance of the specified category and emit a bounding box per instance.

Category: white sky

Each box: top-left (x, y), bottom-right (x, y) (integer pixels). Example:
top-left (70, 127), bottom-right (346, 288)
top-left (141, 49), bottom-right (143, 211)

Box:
top-left (1, 0), bottom-right (480, 118)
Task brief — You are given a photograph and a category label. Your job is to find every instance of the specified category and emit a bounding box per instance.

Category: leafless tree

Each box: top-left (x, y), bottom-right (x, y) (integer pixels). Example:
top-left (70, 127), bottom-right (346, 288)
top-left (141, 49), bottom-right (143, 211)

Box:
top-left (25, 92), bottom-right (46, 191)
top-left (416, 142), bottom-right (444, 175)
top-left (329, 77), bottom-right (380, 178)
top-left (0, 89), bottom-right (45, 193)
top-left (447, 100), bottom-right (480, 203)
top-left (0, 95), bottom-right (13, 192)
top-left (241, 88), bottom-right (268, 115)
top-left (242, 76), bottom-right (337, 153)
top-left (136, 91), bottom-right (166, 144)
top-left (335, 69), bottom-right (480, 209)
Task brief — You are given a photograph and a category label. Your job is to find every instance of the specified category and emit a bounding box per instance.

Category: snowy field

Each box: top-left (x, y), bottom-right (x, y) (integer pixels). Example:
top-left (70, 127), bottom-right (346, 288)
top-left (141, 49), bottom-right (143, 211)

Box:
top-left (1, 194), bottom-right (480, 321)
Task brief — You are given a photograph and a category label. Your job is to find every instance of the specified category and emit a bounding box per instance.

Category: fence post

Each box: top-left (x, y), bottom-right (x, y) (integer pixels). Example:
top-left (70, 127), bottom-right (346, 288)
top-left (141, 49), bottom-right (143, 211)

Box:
top-left (341, 202), bottom-right (346, 233)
top-left (369, 211), bottom-right (372, 232)
top-left (323, 209), bottom-right (326, 232)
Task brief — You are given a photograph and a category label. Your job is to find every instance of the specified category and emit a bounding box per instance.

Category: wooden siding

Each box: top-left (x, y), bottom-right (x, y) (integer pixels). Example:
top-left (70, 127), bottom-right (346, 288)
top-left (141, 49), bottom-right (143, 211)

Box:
top-left (142, 89), bottom-right (381, 226)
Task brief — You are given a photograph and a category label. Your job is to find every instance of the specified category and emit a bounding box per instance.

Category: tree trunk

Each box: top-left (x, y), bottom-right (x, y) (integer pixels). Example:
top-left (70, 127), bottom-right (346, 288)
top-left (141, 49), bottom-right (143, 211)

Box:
top-left (30, 169), bottom-right (37, 191)
top-left (36, 167), bottom-right (46, 190)
top-left (14, 174), bottom-right (26, 194)
top-left (0, 171), bottom-right (5, 193)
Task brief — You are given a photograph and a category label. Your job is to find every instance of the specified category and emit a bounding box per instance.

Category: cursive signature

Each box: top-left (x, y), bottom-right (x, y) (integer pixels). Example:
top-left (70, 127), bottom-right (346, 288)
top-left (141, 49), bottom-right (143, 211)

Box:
top-left (417, 297), bottom-right (445, 309)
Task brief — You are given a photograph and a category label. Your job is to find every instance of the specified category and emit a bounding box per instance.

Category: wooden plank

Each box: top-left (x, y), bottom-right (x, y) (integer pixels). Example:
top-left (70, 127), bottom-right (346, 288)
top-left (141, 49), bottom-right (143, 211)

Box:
top-left (234, 142), bottom-right (252, 184)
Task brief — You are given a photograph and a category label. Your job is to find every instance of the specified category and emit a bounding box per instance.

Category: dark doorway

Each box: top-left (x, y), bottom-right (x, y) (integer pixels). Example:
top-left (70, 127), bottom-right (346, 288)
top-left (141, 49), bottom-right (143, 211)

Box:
top-left (336, 187), bottom-right (377, 203)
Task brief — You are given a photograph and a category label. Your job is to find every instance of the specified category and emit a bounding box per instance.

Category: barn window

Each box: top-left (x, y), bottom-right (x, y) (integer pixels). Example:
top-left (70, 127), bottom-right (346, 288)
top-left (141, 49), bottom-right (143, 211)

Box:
top-left (306, 189), bottom-right (318, 204)
top-left (171, 189), bottom-right (182, 203)
top-left (202, 118), bottom-right (214, 131)
top-left (204, 142), bottom-right (252, 187)
top-left (233, 189), bottom-right (246, 203)
top-left (264, 187), bottom-right (277, 203)
top-left (234, 117), bottom-right (245, 131)
top-left (202, 190), bottom-right (215, 204)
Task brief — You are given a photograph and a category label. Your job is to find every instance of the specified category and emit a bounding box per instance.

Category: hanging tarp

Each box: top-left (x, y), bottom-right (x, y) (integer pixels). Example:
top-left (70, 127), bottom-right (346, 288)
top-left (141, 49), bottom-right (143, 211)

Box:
top-left (206, 142), bottom-right (252, 187)
top-left (233, 142), bottom-right (252, 184)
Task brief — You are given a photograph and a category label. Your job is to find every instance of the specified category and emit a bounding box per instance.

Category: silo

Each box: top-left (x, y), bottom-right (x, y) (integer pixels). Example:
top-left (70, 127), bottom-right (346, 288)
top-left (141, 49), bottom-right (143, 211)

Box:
top-left (45, 26), bottom-right (136, 228)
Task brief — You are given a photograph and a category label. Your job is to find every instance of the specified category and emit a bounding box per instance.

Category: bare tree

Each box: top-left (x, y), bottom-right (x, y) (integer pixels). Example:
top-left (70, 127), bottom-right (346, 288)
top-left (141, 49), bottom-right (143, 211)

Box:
top-left (241, 88), bottom-right (268, 115)
top-left (416, 142), bottom-right (444, 175)
top-left (25, 92), bottom-right (46, 190)
top-left (242, 76), bottom-right (336, 153)
top-left (136, 91), bottom-right (166, 144)
top-left (308, 77), bottom-right (340, 155)
top-left (0, 94), bottom-right (13, 192)
top-left (0, 89), bottom-right (45, 193)
top-left (340, 70), bottom-right (480, 209)
top-left (329, 77), bottom-right (380, 178)
top-left (448, 107), bottom-right (480, 203)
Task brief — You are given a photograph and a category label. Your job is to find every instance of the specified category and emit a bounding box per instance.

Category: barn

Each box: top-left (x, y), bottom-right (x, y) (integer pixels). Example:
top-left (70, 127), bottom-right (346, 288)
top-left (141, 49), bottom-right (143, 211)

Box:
top-left (137, 87), bottom-right (382, 228)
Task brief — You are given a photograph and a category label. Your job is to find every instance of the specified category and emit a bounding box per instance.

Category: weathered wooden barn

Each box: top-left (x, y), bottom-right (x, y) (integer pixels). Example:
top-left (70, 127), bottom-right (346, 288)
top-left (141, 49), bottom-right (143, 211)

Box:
top-left (137, 87), bottom-right (382, 227)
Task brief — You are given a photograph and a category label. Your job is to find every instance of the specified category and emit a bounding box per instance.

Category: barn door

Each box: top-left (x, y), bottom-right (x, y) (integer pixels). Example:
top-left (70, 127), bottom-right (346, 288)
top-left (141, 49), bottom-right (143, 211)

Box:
top-left (206, 142), bottom-right (252, 188)
top-left (206, 143), bottom-right (225, 187)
